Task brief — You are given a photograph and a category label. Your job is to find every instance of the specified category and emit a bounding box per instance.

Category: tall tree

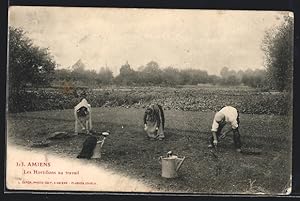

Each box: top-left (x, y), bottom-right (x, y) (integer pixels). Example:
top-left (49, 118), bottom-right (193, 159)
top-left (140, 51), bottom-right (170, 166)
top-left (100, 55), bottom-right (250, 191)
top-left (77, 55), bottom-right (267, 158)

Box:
top-left (115, 61), bottom-right (137, 85)
top-left (162, 66), bottom-right (182, 85)
top-left (8, 26), bottom-right (56, 94)
top-left (262, 14), bottom-right (294, 91)
top-left (97, 67), bottom-right (113, 85)
top-left (142, 61), bottom-right (163, 84)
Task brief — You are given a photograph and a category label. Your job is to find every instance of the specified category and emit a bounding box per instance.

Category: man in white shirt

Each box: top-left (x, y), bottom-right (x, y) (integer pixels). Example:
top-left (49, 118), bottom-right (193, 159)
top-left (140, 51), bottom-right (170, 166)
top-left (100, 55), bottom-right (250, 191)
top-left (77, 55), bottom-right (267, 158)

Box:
top-left (209, 106), bottom-right (241, 152)
top-left (74, 98), bottom-right (92, 134)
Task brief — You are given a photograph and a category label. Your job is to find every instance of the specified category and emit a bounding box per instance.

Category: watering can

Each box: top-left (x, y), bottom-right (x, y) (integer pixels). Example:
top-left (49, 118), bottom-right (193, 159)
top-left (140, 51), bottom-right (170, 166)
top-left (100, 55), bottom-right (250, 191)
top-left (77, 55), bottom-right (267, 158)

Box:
top-left (159, 151), bottom-right (186, 178)
top-left (91, 132), bottom-right (109, 159)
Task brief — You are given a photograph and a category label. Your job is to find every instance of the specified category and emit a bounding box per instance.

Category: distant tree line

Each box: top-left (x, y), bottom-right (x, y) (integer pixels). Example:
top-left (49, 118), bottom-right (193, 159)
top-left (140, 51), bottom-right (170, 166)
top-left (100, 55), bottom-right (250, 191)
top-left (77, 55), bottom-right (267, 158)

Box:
top-left (54, 59), bottom-right (113, 87)
top-left (9, 14), bottom-right (293, 94)
top-left (53, 60), bottom-right (267, 88)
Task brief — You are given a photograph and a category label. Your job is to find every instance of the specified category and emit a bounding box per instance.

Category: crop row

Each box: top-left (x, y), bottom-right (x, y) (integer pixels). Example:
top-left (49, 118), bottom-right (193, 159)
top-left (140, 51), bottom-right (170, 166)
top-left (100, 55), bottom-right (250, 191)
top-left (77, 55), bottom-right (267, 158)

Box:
top-left (8, 86), bottom-right (291, 115)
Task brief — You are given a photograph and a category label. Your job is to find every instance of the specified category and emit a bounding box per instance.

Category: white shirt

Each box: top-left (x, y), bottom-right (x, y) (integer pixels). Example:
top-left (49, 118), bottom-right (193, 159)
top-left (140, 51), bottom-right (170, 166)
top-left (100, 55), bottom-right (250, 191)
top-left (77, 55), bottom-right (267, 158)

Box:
top-left (74, 99), bottom-right (91, 113)
top-left (211, 106), bottom-right (239, 132)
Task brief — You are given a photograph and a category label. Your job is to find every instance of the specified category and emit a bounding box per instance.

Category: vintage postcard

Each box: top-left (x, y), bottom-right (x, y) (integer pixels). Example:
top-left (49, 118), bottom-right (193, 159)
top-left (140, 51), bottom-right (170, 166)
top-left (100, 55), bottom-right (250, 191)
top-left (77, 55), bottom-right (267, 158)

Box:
top-left (6, 6), bottom-right (293, 194)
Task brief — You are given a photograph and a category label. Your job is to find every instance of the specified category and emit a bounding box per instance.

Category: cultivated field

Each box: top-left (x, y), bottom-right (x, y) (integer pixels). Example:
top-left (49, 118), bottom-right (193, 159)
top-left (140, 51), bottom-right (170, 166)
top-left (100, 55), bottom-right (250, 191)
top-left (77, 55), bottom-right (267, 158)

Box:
top-left (7, 86), bottom-right (292, 194)
top-left (9, 85), bottom-right (291, 115)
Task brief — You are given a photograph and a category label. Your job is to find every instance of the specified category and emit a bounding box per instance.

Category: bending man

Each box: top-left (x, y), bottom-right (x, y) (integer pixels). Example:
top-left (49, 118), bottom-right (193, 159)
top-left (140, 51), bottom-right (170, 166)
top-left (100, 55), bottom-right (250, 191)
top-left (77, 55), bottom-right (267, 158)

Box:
top-left (209, 106), bottom-right (241, 152)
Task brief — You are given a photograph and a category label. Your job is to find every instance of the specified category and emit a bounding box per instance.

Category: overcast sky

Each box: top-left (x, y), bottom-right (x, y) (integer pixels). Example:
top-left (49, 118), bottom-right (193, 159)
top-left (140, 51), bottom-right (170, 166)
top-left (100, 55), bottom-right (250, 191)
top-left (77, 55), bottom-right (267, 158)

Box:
top-left (9, 7), bottom-right (290, 75)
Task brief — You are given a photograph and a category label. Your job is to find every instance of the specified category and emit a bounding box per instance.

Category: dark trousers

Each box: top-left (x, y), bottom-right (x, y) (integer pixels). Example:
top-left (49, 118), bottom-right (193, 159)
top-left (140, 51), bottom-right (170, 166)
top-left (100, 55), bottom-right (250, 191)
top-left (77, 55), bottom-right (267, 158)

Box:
top-left (210, 113), bottom-right (241, 149)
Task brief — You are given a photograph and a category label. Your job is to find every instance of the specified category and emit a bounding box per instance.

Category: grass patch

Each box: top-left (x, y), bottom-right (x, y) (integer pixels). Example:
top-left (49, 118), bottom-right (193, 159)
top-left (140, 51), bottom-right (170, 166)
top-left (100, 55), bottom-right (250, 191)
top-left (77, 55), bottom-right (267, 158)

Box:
top-left (6, 107), bottom-right (292, 194)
